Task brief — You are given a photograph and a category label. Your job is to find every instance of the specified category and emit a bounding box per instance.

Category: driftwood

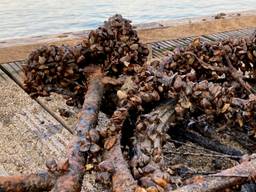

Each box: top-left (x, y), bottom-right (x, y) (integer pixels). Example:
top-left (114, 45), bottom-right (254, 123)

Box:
top-left (98, 101), bottom-right (177, 191)
top-left (173, 155), bottom-right (256, 192)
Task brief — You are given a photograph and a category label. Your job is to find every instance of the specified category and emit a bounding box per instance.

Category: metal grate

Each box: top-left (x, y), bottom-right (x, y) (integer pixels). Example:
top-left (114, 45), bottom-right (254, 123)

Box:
top-left (0, 69), bottom-right (9, 81)
top-left (203, 27), bottom-right (255, 41)
top-left (0, 61), bottom-right (25, 88)
top-left (151, 36), bottom-right (212, 58)
top-left (151, 27), bottom-right (255, 58)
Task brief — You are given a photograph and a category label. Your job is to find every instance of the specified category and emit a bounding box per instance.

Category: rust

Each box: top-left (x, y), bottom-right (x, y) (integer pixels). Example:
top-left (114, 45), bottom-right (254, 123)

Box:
top-left (0, 172), bottom-right (56, 192)
top-left (51, 67), bottom-right (104, 192)
top-left (104, 134), bottom-right (138, 192)
top-left (100, 104), bottom-right (139, 191)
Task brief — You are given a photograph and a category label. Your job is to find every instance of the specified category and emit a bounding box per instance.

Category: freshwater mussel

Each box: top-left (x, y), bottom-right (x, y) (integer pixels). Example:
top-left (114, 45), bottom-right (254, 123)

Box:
top-left (23, 14), bottom-right (149, 106)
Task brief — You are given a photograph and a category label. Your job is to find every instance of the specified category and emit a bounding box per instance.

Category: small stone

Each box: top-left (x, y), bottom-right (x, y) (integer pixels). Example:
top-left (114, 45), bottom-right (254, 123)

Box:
top-left (58, 158), bottom-right (69, 172)
top-left (85, 164), bottom-right (94, 171)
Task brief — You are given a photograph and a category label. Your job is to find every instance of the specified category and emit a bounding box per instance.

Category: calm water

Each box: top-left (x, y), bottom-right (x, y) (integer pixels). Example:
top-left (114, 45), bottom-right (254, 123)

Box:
top-left (0, 0), bottom-right (255, 40)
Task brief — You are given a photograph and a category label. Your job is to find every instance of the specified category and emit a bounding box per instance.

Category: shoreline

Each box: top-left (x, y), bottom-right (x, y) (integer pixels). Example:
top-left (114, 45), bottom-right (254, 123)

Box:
top-left (0, 10), bottom-right (255, 63)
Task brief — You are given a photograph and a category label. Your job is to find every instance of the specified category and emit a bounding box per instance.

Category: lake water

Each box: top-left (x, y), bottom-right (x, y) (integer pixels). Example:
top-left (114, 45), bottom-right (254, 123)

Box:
top-left (0, 0), bottom-right (255, 40)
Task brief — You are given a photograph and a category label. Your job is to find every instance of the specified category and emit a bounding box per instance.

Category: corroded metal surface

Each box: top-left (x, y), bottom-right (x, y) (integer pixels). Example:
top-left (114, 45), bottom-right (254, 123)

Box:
top-left (0, 172), bottom-right (56, 192)
top-left (51, 68), bottom-right (104, 192)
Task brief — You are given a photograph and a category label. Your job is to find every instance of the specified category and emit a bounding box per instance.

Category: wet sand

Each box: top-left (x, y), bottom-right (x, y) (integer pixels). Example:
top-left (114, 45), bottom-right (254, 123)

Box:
top-left (0, 11), bottom-right (255, 64)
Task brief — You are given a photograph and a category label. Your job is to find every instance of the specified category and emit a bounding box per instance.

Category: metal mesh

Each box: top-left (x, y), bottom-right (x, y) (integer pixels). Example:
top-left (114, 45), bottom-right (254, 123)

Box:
top-left (151, 27), bottom-right (256, 58)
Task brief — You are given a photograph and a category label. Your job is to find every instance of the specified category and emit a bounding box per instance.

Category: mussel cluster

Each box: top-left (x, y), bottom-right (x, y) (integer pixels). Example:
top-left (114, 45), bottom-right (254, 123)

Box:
top-left (110, 34), bottom-right (256, 190)
top-left (23, 14), bottom-right (256, 191)
top-left (23, 14), bottom-right (149, 106)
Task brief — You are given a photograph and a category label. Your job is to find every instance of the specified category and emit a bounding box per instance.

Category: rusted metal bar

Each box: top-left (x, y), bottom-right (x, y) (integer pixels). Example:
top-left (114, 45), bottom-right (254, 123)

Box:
top-left (51, 67), bottom-right (104, 192)
top-left (173, 155), bottom-right (256, 192)
top-left (100, 105), bottom-right (139, 192)
top-left (0, 172), bottom-right (56, 192)
top-left (104, 134), bottom-right (138, 192)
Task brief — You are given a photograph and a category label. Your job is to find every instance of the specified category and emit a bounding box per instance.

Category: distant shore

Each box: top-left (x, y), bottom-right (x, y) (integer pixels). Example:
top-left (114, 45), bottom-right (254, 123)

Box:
top-left (0, 10), bottom-right (255, 63)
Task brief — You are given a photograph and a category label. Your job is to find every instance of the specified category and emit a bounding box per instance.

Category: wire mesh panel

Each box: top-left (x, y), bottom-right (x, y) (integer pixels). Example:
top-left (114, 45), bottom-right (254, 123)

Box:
top-left (151, 27), bottom-right (256, 58)
top-left (151, 36), bottom-right (212, 58)
top-left (203, 27), bottom-right (255, 41)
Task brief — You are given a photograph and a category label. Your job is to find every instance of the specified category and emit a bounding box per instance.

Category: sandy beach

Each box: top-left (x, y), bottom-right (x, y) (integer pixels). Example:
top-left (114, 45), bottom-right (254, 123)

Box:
top-left (0, 11), bottom-right (255, 64)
